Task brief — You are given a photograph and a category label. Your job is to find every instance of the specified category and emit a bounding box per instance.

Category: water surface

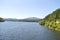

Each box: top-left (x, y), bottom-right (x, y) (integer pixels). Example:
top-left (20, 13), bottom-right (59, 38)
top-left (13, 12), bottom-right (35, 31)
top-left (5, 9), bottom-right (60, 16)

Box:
top-left (0, 21), bottom-right (60, 40)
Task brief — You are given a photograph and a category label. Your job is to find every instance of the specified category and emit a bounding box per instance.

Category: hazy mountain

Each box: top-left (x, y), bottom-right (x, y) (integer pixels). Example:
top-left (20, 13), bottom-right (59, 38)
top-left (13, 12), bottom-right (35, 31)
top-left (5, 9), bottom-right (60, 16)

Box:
top-left (24, 17), bottom-right (40, 20)
top-left (4, 18), bottom-right (18, 21)
top-left (18, 17), bottom-right (40, 22)
top-left (4, 17), bottom-right (40, 22)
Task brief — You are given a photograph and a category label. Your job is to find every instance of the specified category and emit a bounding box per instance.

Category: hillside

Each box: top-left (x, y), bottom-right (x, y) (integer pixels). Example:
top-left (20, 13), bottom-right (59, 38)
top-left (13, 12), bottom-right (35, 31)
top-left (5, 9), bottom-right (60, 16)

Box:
top-left (19, 17), bottom-right (40, 22)
top-left (39, 8), bottom-right (60, 31)
top-left (4, 17), bottom-right (40, 22)
top-left (0, 17), bottom-right (4, 22)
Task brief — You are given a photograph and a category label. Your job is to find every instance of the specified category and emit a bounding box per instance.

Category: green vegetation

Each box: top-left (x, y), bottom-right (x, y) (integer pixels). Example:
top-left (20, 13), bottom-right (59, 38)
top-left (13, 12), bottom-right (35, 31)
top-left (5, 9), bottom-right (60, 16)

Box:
top-left (39, 8), bottom-right (60, 31)
top-left (0, 17), bottom-right (4, 22)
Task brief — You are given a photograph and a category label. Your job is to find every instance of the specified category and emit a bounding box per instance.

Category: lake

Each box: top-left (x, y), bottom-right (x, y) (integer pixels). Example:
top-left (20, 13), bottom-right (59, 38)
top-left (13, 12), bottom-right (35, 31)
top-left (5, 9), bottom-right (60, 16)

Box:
top-left (0, 21), bottom-right (60, 40)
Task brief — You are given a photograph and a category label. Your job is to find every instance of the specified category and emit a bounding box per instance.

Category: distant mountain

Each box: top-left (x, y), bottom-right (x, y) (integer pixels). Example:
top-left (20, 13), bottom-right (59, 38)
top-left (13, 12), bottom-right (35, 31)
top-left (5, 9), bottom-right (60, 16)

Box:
top-left (4, 17), bottom-right (40, 22)
top-left (39, 8), bottom-right (60, 31)
top-left (4, 18), bottom-right (18, 21)
top-left (18, 17), bottom-right (40, 22)
top-left (24, 17), bottom-right (40, 20)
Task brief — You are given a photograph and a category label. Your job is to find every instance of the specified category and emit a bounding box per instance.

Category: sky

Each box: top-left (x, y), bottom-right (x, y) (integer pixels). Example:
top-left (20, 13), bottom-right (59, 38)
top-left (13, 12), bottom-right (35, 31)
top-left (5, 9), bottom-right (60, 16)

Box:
top-left (0, 0), bottom-right (60, 19)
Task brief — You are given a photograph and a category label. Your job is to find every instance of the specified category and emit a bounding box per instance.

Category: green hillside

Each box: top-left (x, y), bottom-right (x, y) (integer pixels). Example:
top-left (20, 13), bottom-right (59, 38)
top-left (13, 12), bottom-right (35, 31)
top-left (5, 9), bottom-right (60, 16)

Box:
top-left (39, 8), bottom-right (60, 31)
top-left (0, 17), bottom-right (4, 22)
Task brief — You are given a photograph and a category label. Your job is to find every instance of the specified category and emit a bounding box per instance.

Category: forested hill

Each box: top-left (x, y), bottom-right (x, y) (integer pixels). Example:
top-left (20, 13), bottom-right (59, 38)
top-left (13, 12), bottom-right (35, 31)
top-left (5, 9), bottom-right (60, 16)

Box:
top-left (0, 17), bottom-right (4, 22)
top-left (39, 8), bottom-right (60, 31)
top-left (44, 8), bottom-right (60, 21)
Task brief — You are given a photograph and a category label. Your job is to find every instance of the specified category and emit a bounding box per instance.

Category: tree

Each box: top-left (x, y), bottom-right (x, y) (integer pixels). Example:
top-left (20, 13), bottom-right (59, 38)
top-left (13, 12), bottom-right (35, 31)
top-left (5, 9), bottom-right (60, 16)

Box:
top-left (39, 8), bottom-right (60, 31)
top-left (0, 17), bottom-right (4, 22)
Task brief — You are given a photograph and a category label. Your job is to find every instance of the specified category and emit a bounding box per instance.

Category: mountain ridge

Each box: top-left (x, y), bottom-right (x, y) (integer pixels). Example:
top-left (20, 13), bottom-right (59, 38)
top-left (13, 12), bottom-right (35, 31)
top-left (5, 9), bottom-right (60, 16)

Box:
top-left (39, 8), bottom-right (60, 31)
top-left (4, 17), bottom-right (40, 22)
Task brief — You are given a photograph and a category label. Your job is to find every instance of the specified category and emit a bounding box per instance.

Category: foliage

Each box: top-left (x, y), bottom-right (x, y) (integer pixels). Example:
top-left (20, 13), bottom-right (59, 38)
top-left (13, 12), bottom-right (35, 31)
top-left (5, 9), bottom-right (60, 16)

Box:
top-left (39, 8), bottom-right (60, 31)
top-left (0, 17), bottom-right (4, 22)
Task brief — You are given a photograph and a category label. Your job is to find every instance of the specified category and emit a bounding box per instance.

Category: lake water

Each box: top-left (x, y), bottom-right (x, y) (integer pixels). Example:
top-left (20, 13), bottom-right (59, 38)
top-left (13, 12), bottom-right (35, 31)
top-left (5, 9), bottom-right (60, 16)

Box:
top-left (0, 21), bottom-right (60, 40)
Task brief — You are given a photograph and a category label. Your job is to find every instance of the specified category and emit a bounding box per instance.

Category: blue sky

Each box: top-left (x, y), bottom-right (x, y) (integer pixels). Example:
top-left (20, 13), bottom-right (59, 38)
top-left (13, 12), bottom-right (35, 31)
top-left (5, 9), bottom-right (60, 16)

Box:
top-left (0, 0), bottom-right (60, 19)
